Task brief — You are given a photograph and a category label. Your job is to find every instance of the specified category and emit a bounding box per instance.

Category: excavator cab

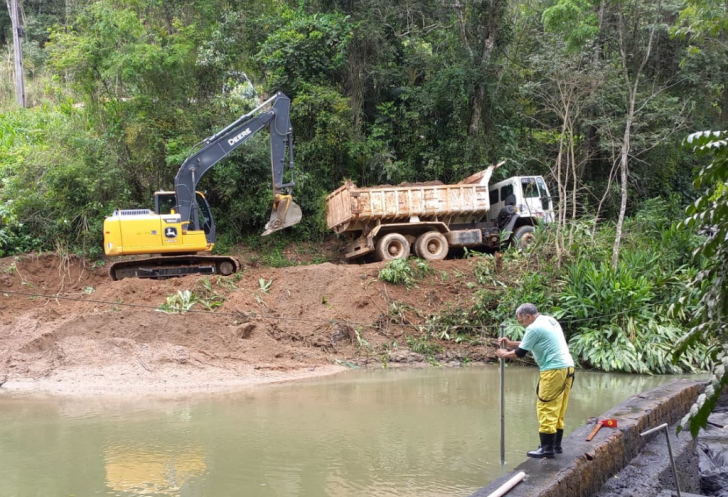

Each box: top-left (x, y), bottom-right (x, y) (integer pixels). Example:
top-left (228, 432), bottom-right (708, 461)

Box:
top-left (154, 191), bottom-right (215, 238)
top-left (154, 192), bottom-right (177, 215)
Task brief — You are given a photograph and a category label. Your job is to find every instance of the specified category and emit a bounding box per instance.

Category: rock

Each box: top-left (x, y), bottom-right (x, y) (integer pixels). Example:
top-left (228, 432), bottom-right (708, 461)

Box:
top-left (388, 350), bottom-right (426, 363)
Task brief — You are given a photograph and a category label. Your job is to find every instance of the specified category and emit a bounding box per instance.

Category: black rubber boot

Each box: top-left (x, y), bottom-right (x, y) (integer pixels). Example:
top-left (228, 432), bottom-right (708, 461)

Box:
top-left (527, 432), bottom-right (556, 459)
top-left (554, 429), bottom-right (564, 454)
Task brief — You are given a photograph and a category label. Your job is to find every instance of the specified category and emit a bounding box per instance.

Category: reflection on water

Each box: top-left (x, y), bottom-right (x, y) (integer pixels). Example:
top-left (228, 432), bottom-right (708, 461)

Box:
top-left (105, 446), bottom-right (207, 495)
top-left (0, 367), bottom-right (697, 497)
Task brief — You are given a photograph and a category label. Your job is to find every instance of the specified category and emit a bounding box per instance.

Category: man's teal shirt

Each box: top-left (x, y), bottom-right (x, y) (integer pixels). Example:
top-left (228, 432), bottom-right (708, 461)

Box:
top-left (519, 315), bottom-right (574, 371)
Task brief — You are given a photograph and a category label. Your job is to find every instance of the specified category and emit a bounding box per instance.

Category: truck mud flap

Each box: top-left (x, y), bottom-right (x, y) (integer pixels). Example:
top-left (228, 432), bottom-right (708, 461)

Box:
top-left (345, 238), bottom-right (374, 259)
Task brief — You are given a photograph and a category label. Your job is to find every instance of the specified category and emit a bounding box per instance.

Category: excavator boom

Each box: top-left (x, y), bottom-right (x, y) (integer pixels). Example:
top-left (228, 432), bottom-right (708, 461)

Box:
top-left (174, 92), bottom-right (300, 238)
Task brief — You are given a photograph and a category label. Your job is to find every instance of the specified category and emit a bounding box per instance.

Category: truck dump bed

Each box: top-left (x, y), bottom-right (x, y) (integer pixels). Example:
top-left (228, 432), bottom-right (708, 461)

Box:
top-left (326, 179), bottom-right (491, 234)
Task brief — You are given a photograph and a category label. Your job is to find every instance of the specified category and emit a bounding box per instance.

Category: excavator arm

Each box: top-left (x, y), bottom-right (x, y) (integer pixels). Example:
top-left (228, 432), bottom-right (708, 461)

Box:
top-left (174, 91), bottom-right (301, 241)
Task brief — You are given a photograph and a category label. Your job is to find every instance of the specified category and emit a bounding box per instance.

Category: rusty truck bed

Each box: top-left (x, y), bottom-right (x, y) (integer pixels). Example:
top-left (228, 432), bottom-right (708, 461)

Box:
top-left (326, 180), bottom-right (490, 233)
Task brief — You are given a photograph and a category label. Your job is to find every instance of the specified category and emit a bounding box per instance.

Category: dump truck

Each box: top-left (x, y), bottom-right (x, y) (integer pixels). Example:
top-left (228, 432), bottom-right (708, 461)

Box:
top-left (325, 164), bottom-right (554, 261)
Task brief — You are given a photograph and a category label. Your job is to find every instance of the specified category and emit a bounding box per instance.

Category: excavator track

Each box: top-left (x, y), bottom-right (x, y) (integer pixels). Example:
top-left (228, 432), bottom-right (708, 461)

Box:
top-left (109, 255), bottom-right (241, 281)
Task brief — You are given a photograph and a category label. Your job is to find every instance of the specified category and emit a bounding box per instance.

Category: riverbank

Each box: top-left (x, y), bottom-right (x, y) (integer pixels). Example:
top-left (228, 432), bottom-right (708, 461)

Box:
top-left (0, 253), bottom-right (497, 396)
top-left (0, 363), bottom-right (348, 397)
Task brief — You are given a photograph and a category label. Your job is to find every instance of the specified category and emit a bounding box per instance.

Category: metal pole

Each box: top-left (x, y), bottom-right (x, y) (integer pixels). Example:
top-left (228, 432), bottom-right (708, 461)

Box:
top-left (499, 323), bottom-right (506, 466)
top-left (664, 428), bottom-right (682, 497)
top-left (640, 423), bottom-right (681, 497)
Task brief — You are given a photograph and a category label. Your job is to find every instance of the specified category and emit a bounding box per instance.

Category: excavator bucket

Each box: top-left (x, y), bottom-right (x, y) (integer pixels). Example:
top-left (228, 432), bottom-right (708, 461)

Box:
top-left (262, 194), bottom-right (302, 236)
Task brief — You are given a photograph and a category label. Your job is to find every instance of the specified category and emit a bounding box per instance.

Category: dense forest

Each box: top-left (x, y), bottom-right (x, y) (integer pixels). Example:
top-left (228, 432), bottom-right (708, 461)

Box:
top-left (1, 0), bottom-right (727, 431)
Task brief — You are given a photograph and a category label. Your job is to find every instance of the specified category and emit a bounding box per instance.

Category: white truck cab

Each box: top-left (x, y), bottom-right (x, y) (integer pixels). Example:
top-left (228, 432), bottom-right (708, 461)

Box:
top-left (487, 176), bottom-right (555, 224)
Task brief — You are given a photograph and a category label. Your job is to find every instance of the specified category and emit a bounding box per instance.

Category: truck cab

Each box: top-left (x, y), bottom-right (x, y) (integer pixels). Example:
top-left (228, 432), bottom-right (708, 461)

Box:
top-left (487, 176), bottom-right (555, 224)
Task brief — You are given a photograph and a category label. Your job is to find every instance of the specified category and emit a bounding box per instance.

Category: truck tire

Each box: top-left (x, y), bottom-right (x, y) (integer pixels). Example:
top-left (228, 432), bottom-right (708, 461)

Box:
top-left (512, 225), bottom-right (535, 250)
top-left (375, 233), bottom-right (410, 261)
top-left (414, 231), bottom-right (449, 261)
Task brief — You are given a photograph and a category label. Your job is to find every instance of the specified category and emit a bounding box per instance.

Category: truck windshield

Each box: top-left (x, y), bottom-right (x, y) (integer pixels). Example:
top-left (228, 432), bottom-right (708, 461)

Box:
top-left (521, 178), bottom-right (540, 198)
top-left (536, 177), bottom-right (551, 210)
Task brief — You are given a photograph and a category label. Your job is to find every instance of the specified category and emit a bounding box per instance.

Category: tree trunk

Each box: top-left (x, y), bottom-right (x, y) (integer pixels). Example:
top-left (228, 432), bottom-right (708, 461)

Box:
top-left (569, 120), bottom-right (578, 246)
top-left (554, 110), bottom-right (566, 261)
top-left (468, 0), bottom-right (501, 136)
top-left (8, 0), bottom-right (25, 107)
top-left (469, 84), bottom-right (486, 136)
top-left (611, 5), bottom-right (659, 269)
top-left (612, 116), bottom-right (631, 269)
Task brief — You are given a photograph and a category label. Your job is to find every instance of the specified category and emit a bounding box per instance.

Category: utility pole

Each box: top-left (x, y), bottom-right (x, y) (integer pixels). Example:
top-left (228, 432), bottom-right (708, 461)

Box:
top-left (7, 0), bottom-right (26, 108)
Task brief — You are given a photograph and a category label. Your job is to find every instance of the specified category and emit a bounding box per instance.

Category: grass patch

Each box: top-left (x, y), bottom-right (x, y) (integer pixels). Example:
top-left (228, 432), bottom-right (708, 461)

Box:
top-left (378, 258), bottom-right (433, 288)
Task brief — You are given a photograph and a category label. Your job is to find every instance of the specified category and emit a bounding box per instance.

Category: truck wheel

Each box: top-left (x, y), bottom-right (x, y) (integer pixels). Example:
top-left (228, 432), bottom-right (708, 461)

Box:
top-left (414, 231), bottom-right (449, 261)
top-left (375, 233), bottom-right (410, 261)
top-left (512, 225), bottom-right (536, 250)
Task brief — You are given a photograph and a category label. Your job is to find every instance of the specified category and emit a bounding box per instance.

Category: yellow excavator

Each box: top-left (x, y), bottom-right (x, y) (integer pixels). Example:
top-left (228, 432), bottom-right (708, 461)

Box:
top-left (103, 92), bottom-right (302, 280)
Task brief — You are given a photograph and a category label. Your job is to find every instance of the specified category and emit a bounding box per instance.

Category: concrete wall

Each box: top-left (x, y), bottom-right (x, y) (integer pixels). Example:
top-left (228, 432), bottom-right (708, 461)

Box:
top-left (470, 379), bottom-right (705, 497)
top-left (592, 427), bottom-right (700, 497)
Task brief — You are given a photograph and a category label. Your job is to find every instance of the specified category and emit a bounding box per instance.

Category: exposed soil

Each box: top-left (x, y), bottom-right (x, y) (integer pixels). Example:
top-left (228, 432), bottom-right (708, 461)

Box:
top-left (0, 251), bottom-right (498, 396)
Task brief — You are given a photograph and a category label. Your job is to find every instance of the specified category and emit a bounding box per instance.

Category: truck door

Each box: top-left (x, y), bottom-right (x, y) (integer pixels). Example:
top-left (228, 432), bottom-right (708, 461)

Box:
top-left (536, 176), bottom-right (555, 222)
top-left (485, 181), bottom-right (516, 222)
top-left (520, 177), bottom-right (553, 222)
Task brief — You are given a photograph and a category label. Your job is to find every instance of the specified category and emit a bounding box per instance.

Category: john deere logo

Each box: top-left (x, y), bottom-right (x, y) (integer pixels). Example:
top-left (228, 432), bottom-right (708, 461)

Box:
top-left (165, 227), bottom-right (178, 238)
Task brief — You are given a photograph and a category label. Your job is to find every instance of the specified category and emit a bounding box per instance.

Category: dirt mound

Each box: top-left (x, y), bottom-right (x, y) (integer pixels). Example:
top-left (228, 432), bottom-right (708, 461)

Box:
top-left (0, 252), bottom-right (492, 396)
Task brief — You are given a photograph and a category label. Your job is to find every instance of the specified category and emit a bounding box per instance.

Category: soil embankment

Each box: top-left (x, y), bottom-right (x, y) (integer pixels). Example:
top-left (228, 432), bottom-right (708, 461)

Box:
top-left (0, 252), bottom-right (494, 396)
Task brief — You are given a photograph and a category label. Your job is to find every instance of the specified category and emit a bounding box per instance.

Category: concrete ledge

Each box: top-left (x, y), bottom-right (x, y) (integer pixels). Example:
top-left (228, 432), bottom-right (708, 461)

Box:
top-left (470, 379), bottom-right (705, 497)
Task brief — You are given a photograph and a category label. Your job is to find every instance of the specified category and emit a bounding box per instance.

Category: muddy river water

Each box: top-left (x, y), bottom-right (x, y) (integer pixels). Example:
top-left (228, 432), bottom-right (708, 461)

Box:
top-left (0, 367), bottom-right (691, 496)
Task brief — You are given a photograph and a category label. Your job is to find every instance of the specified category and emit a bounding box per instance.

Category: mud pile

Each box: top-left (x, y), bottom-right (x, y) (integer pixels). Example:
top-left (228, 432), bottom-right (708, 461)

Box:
top-left (0, 252), bottom-right (491, 396)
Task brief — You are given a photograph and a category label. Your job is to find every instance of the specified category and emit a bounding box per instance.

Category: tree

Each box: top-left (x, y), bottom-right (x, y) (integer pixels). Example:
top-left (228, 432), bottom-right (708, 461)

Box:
top-left (543, 0), bottom-right (691, 267)
top-left (253, 6), bottom-right (353, 97)
top-left (675, 130), bottom-right (728, 437)
top-left (673, 0), bottom-right (728, 128)
top-left (7, 0), bottom-right (25, 107)
top-left (518, 33), bottom-right (603, 262)
top-left (453, 0), bottom-right (510, 140)
top-left (609, 0), bottom-right (663, 269)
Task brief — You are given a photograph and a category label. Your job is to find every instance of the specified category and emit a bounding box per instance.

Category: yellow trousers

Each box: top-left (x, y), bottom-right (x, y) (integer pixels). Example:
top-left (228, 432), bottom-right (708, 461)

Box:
top-left (536, 367), bottom-right (574, 434)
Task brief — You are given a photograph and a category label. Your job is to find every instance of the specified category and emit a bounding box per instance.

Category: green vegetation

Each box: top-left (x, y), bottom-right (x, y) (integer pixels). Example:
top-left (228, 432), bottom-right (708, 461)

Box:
top-left (378, 258), bottom-right (433, 289)
top-left (674, 131), bottom-right (728, 436)
top-left (158, 290), bottom-right (200, 313)
top-left (157, 278), bottom-right (230, 313)
top-left (406, 335), bottom-right (444, 358)
top-left (1, 0), bottom-right (727, 399)
top-left (2, 0), bottom-right (725, 258)
top-left (258, 278), bottom-right (273, 294)
top-left (411, 198), bottom-right (714, 375)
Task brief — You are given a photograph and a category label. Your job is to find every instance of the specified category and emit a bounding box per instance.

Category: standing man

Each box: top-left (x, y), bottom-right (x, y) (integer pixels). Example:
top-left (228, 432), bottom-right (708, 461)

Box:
top-left (496, 303), bottom-right (575, 459)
